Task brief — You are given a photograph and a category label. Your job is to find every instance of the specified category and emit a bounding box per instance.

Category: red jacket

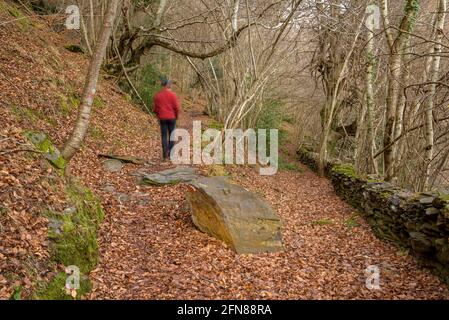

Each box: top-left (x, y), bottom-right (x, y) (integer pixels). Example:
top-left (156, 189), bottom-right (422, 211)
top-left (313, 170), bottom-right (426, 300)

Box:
top-left (153, 88), bottom-right (180, 120)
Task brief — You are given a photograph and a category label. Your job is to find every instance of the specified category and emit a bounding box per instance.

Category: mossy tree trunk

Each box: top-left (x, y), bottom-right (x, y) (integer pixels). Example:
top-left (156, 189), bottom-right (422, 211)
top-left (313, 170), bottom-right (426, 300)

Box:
top-left (62, 0), bottom-right (120, 161)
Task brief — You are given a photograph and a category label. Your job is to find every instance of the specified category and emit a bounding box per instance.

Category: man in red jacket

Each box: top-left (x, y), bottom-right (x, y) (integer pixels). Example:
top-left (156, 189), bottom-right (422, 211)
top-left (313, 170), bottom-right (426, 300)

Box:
top-left (153, 78), bottom-right (180, 160)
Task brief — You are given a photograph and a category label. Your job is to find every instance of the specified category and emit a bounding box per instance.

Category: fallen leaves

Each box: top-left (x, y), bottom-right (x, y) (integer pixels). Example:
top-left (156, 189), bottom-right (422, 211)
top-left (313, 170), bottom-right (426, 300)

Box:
top-left (1, 5), bottom-right (449, 301)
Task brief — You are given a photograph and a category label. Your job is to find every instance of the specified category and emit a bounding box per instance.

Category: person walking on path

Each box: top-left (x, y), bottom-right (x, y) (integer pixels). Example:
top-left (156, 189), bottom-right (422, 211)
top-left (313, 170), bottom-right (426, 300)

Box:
top-left (153, 79), bottom-right (180, 161)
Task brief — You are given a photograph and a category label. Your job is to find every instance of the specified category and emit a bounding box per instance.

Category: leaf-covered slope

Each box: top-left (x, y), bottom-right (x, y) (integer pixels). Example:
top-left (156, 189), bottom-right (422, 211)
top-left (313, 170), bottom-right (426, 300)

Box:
top-left (0, 1), bottom-right (156, 299)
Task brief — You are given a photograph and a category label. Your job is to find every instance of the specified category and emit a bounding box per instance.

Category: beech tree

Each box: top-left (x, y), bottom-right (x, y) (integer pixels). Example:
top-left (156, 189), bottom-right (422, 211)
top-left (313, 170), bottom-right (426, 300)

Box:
top-left (62, 0), bottom-right (120, 161)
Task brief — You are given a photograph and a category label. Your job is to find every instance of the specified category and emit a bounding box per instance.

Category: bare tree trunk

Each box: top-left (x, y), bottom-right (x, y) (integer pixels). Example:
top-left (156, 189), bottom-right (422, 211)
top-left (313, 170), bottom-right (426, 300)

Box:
top-left (423, 0), bottom-right (447, 190)
top-left (430, 148), bottom-right (449, 189)
top-left (383, 53), bottom-right (402, 179)
top-left (381, 0), bottom-right (420, 181)
top-left (154, 0), bottom-right (168, 28)
top-left (363, 8), bottom-right (377, 174)
top-left (89, 0), bottom-right (96, 47)
top-left (354, 96), bottom-right (367, 171)
top-left (231, 0), bottom-right (240, 32)
top-left (76, 0), bottom-right (93, 56)
top-left (392, 36), bottom-right (411, 177)
top-left (62, 0), bottom-right (120, 161)
top-left (317, 18), bottom-right (363, 176)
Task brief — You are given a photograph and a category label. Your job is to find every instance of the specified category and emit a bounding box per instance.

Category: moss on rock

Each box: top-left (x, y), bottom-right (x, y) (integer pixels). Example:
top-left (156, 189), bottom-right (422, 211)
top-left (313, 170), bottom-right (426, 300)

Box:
top-left (24, 131), bottom-right (66, 170)
top-left (298, 148), bottom-right (449, 285)
top-left (37, 181), bottom-right (104, 300)
top-left (49, 182), bottom-right (104, 274)
top-left (34, 272), bottom-right (92, 300)
top-left (331, 164), bottom-right (357, 178)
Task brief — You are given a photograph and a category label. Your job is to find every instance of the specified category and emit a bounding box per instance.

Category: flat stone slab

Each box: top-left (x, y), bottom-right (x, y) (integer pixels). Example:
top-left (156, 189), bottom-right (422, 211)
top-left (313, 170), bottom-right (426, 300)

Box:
top-left (186, 176), bottom-right (284, 254)
top-left (103, 159), bottom-right (124, 172)
top-left (138, 166), bottom-right (198, 185)
top-left (99, 153), bottom-right (149, 165)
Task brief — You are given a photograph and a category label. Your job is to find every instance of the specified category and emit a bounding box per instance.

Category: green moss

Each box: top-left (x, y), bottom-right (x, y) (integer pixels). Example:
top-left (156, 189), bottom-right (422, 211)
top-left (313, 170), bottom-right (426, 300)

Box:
top-left (121, 63), bottom-right (163, 113)
top-left (344, 213), bottom-right (360, 229)
top-left (396, 248), bottom-right (410, 257)
top-left (90, 126), bottom-right (105, 140)
top-left (59, 97), bottom-right (70, 116)
top-left (380, 191), bottom-right (393, 200)
top-left (311, 218), bottom-right (334, 226)
top-left (279, 156), bottom-right (303, 172)
top-left (10, 286), bottom-right (22, 300)
top-left (45, 117), bottom-right (58, 128)
top-left (24, 131), bottom-right (66, 170)
top-left (205, 164), bottom-right (228, 177)
top-left (34, 272), bottom-right (91, 300)
top-left (64, 45), bottom-right (85, 54)
top-left (59, 94), bottom-right (80, 116)
top-left (208, 120), bottom-right (224, 130)
top-left (11, 105), bottom-right (41, 123)
top-left (35, 181), bottom-right (103, 300)
top-left (93, 97), bottom-right (105, 109)
top-left (332, 164), bottom-right (357, 179)
top-left (124, 94), bottom-right (132, 102)
top-left (404, 0), bottom-right (420, 30)
top-left (12, 105), bottom-right (59, 128)
top-left (439, 194), bottom-right (449, 202)
top-left (48, 183), bottom-right (104, 274)
top-left (6, 4), bottom-right (30, 29)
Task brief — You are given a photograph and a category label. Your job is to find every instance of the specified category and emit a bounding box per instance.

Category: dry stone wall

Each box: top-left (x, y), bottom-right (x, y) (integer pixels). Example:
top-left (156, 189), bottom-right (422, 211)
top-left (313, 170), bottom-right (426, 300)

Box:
top-left (298, 149), bottom-right (449, 284)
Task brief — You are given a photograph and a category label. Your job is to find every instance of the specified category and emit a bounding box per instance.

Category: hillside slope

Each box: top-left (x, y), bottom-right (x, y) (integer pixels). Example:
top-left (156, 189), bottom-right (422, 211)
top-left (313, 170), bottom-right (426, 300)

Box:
top-left (0, 1), bottom-right (157, 299)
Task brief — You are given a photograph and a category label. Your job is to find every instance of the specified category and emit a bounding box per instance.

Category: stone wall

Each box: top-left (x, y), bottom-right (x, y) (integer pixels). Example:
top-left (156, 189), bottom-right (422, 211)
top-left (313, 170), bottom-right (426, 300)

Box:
top-left (297, 149), bottom-right (449, 284)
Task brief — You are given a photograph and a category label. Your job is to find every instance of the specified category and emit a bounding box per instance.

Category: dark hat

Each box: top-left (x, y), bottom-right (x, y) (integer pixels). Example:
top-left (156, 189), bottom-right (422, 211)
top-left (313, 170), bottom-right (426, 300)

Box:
top-left (161, 77), bottom-right (171, 86)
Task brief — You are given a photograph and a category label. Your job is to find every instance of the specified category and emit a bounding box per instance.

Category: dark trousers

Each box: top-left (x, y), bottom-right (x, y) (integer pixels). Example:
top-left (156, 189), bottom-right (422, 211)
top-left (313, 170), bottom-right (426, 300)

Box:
top-left (159, 119), bottom-right (176, 159)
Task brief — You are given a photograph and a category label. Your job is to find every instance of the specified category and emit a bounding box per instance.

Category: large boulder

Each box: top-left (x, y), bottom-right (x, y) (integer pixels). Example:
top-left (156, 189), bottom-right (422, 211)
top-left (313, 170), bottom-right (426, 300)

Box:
top-left (186, 177), bottom-right (284, 254)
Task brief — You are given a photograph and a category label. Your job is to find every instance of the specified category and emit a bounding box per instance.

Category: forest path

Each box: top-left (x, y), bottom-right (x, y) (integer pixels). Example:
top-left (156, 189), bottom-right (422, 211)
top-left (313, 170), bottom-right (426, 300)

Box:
top-left (87, 107), bottom-right (449, 300)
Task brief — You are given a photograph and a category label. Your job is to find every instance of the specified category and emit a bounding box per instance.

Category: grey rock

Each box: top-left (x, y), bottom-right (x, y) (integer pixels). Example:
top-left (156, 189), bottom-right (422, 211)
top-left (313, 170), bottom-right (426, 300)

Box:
top-left (99, 154), bottom-right (147, 165)
top-left (103, 159), bottom-right (124, 173)
top-left (24, 131), bottom-right (66, 169)
top-left (132, 192), bottom-right (152, 206)
top-left (132, 191), bottom-right (151, 198)
top-left (425, 207), bottom-right (439, 216)
top-left (419, 197), bottom-right (435, 205)
top-left (186, 176), bottom-right (284, 254)
top-left (390, 195), bottom-right (400, 206)
top-left (397, 191), bottom-right (414, 199)
top-left (63, 207), bottom-right (77, 216)
top-left (139, 166), bottom-right (198, 185)
top-left (102, 184), bottom-right (116, 193)
top-left (444, 204), bottom-right (449, 219)
top-left (409, 231), bottom-right (433, 253)
top-left (116, 193), bottom-right (130, 203)
top-left (138, 198), bottom-right (152, 206)
top-left (48, 218), bottom-right (63, 235)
